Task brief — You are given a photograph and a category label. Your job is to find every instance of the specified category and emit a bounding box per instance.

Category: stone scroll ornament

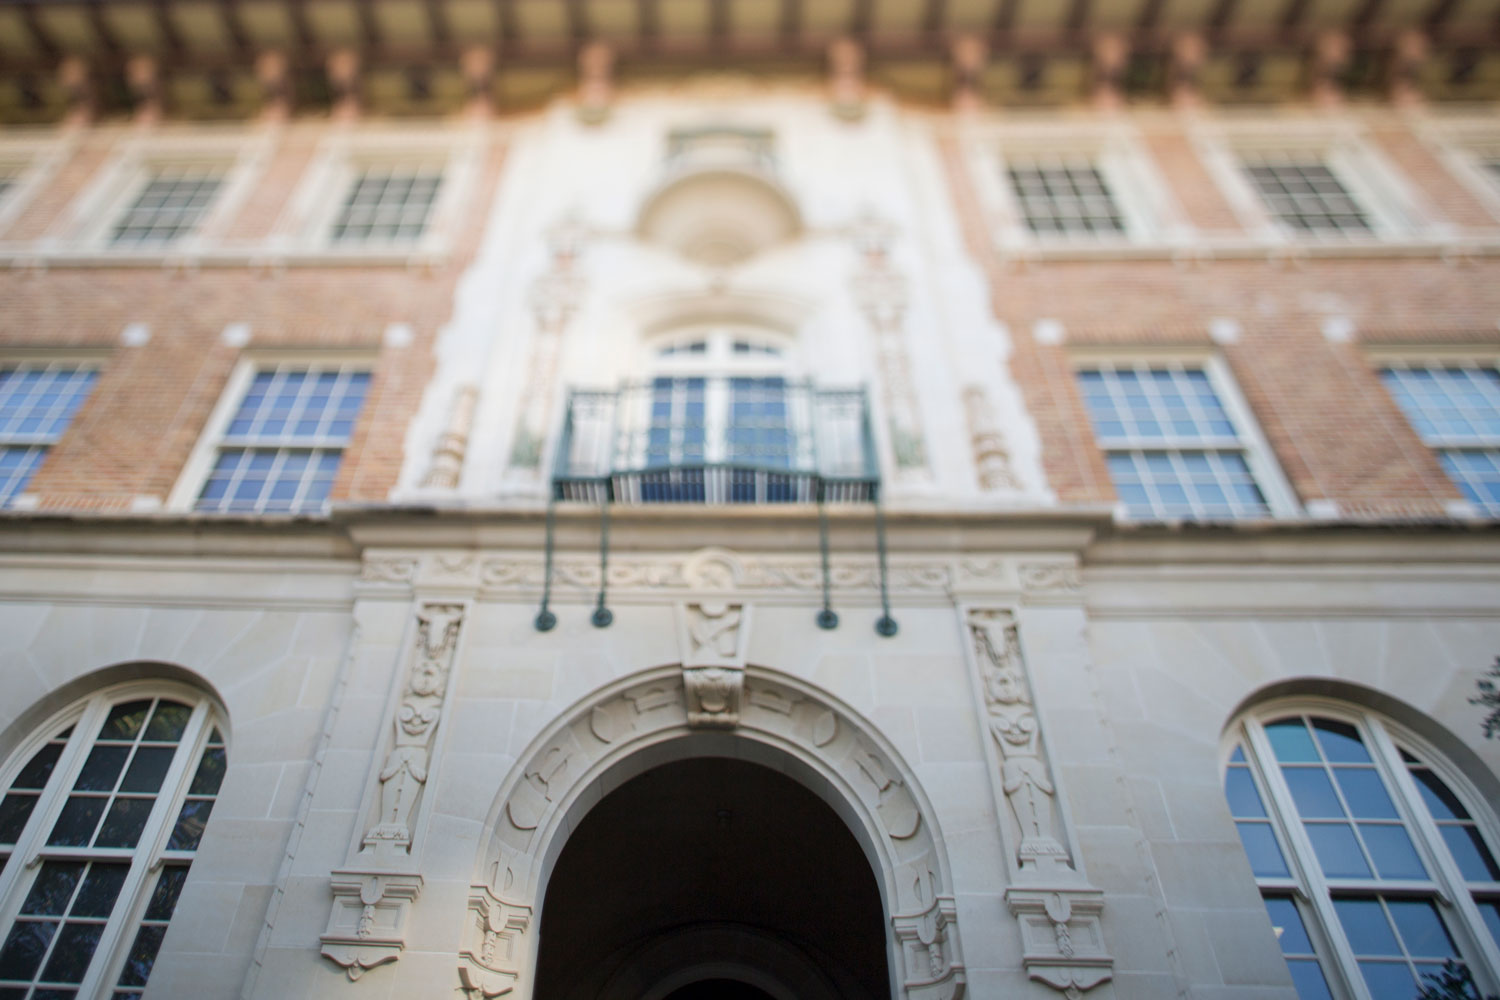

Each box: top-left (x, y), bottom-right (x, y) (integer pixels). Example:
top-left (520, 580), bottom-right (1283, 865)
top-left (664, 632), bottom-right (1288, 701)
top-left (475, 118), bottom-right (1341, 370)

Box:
top-left (321, 602), bottom-right (466, 981)
top-left (677, 600), bottom-right (749, 728)
top-left (967, 609), bottom-right (1113, 998)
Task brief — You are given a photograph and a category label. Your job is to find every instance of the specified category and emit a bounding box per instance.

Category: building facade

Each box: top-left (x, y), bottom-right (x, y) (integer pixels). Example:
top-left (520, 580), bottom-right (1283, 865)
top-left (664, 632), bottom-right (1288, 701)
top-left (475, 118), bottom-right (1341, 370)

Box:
top-left (1, 2), bottom-right (1500, 998)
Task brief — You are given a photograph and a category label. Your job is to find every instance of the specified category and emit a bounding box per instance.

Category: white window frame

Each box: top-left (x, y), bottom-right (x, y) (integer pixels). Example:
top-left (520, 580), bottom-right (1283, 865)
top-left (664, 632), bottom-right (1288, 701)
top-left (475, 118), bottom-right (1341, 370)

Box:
top-left (54, 129), bottom-right (271, 252)
top-left (0, 680), bottom-right (227, 999)
top-left (0, 350), bottom-right (107, 510)
top-left (1191, 116), bottom-right (1433, 243)
top-left (1071, 349), bottom-right (1300, 521)
top-left (1415, 116), bottom-right (1500, 229)
top-left (166, 352), bottom-right (376, 513)
top-left (963, 118), bottom-right (1190, 254)
top-left (270, 126), bottom-right (482, 256)
top-left (1370, 348), bottom-right (1500, 517)
top-left (0, 133), bottom-right (75, 240)
top-left (1223, 699), bottom-right (1500, 1000)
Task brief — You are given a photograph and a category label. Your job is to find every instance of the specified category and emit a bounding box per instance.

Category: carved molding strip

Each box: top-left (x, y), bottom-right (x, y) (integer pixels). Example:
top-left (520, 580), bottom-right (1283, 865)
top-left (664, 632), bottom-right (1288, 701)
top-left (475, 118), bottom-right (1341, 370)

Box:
top-left (321, 601), bottom-right (467, 981)
top-left (469, 666), bottom-right (965, 1000)
top-left (964, 608), bottom-right (1113, 997)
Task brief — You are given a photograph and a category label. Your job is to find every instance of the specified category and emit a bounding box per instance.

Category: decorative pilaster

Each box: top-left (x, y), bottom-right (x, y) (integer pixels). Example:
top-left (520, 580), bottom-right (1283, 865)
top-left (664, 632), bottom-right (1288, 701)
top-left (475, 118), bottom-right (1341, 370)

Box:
top-left (849, 211), bottom-right (930, 481)
top-left (422, 384), bottom-right (479, 488)
top-left (321, 601), bottom-right (467, 980)
top-left (965, 608), bottom-right (1112, 997)
top-left (508, 216), bottom-right (589, 475)
top-left (961, 386), bottom-right (1019, 491)
top-left (678, 601), bottom-right (749, 728)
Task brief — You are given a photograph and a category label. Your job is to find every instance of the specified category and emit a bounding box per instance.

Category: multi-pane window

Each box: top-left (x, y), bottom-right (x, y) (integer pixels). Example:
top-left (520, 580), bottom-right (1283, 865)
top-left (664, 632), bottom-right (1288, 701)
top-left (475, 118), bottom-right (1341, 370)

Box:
top-left (1240, 154), bottom-right (1373, 235)
top-left (110, 167), bottom-right (224, 246)
top-left (1225, 709), bottom-right (1500, 1000)
top-left (194, 364), bottom-right (371, 514)
top-left (0, 364), bottom-right (98, 506)
top-left (1076, 362), bottom-right (1275, 519)
top-left (0, 688), bottom-right (226, 998)
top-left (1381, 363), bottom-right (1500, 514)
top-left (1005, 155), bottom-right (1127, 237)
top-left (329, 166), bottom-right (442, 244)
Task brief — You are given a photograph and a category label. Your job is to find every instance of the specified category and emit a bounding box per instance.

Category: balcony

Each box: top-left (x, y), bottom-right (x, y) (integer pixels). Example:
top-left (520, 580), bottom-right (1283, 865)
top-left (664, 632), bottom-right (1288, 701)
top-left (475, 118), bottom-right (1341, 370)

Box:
top-left (552, 377), bottom-right (878, 505)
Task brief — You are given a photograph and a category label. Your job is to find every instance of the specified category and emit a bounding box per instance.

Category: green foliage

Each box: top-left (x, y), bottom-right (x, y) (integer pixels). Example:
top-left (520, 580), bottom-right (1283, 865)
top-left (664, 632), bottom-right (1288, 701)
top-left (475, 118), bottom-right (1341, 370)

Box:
top-left (1418, 960), bottom-right (1498, 1000)
top-left (1473, 657), bottom-right (1500, 740)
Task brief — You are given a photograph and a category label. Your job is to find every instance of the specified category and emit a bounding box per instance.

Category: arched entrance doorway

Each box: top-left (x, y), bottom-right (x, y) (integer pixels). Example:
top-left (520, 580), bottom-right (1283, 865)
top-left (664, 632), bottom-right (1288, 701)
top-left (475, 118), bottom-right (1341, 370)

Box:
top-left (534, 755), bottom-right (889, 1000)
top-left (460, 666), bottom-right (965, 1000)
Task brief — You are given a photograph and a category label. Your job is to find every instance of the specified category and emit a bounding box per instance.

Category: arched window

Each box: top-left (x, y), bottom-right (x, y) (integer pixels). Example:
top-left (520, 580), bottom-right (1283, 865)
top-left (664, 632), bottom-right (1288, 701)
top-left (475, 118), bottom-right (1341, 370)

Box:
top-left (1224, 704), bottom-right (1500, 1000)
top-left (0, 685), bottom-right (227, 998)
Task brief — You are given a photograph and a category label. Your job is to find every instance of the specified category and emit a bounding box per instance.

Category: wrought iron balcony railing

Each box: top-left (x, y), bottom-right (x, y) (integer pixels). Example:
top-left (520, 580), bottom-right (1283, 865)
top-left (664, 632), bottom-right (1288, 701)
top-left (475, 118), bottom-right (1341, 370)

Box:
top-left (536, 378), bottom-right (896, 637)
top-left (551, 378), bottom-right (878, 506)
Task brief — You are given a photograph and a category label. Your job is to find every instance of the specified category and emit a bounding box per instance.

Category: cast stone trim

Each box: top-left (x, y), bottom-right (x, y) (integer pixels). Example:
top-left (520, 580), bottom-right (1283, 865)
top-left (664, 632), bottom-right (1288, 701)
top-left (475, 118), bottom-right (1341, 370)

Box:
top-left (470, 666), bottom-right (966, 999)
top-left (962, 385), bottom-right (1020, 490)
top-left (678, 600), bottom-right (750, 728)
top-left (320, 871), bottom-right (423, 981)
top-left (422, 383), bottom-right (479, 488)
top-left (965, 608), bottom-right (1113, 996)
top-left (319, 601), bottom-right (467, 980)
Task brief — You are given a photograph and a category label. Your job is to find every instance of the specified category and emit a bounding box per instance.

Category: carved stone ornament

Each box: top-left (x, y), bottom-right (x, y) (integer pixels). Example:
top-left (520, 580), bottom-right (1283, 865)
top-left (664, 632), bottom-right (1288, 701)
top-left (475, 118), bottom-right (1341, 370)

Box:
top-left (966, 609), bottom-right (1113, 996)
top-left (457, 886), bottom-right (533, 998)
top-left (677, 601), bottom-right (749, 729)
top-left (320, 871), bottom-right (423, 981)
top-left (364, 603), bottom-right (465, 863)
top-left (472, 666), bottom-right (965, 1000)
top-left (892, 891), bottom-right (966, 1000)
top-left (969, 608), bottom-right (1072, 874)
top-left (1006, 889), bottom-right (1112, 999)
top-left (422, 383), bottom-right (479, 489)
top-left (961, 385), bottom-right (1019, 491)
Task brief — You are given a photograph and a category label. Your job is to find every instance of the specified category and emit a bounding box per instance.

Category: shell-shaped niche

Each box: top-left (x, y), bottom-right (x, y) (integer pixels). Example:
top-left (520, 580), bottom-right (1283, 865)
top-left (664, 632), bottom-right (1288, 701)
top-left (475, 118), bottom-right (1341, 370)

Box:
top-left (637, 167), bottom-right (802, 268)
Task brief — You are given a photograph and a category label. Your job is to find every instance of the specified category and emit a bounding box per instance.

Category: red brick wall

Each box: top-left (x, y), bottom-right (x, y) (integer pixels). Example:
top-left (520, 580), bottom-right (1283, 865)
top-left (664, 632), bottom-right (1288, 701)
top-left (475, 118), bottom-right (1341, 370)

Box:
top-left (0, 126), bottom-right (506, 512)
top-left (938, 119), bottom-right (1500, 518)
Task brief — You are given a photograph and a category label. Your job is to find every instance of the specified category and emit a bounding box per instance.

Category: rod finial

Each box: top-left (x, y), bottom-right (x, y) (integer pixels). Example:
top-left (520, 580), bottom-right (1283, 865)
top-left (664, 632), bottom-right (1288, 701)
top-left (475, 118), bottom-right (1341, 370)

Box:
top-left (875, 615), bottom-right (898, 637)
top-left (816, 609), bottom-right (840, 630)
top-left (591, 606), bottom-right (614, 628)
top-left (534, 609), bottom-right (557, 632)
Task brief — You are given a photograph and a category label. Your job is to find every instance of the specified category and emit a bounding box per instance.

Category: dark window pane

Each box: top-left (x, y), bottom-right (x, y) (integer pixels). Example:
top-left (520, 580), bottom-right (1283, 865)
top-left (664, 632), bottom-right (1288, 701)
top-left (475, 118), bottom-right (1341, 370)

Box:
top-left (73, 746), bottom-right (130, 792)
top-left (1264, 895), bottom-right (1312, 953)
top-left (0, 793), bottom-right (38, 843)
top-left (167, 799), bottom-right (214, 851)
top-left (1361, 825), bottom-right (1427, 880)
top-left (14, 742), bottom-right (64, 789)
top-left (1334, 769), bottom-right (1398, 819)
top-left (1284, 769), bottom-right (1345, 818)
top-left (1409, 767), bottom-right (1467, 821)
top-left (1312, 719), bottom-right (1370, 763)
top-left (119, 747), bottom-right (175, 794)
top-left (1359, 962), bottom-right (1417, 1000)
top-left (142, 703), bottom-right (190, 743)
top-left (71, 863), bottom-right (129, 918)
top-left (1335, 898), bottom-right (1400, 955)
top-left (31, 989), bottom-right (78, 1000)
top-left (1266, 718), bottom-right (1320, 762)
top-left (1387, 900), bottom-right (1457, 958)
top-left (115, 924), bottom-right (166, 987)
top-left (94, 797), bottom-right (155, 848)
top-left (47, 797), bottom-right (104, 847)
top-left (1308, 823), bottom-right (1372, 877)
top-left (1237, 822), bottom-right (1289, 877)
top-left (99, 701), bottom-right (152, 741)
top-left (21, 862), bottom-right (84, 915)
top-left (188, 747), bottom-right (226, 796)
top-left (39, 922), bottom-right (103, 983)
top-left (1479, 901), bottom-right (1500, 949)
top-left (1287, 960), bottom-right (1335, 1000)
top-left (0, 920), bottom-right (57, 980)
top-left (145, 867), bottom-right (189, 921)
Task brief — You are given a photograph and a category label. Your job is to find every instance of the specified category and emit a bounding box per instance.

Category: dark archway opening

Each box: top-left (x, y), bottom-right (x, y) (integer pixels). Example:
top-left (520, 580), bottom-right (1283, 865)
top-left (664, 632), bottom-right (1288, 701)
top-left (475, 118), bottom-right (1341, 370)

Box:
top-left (534, 755), bottom-right (890, 1000)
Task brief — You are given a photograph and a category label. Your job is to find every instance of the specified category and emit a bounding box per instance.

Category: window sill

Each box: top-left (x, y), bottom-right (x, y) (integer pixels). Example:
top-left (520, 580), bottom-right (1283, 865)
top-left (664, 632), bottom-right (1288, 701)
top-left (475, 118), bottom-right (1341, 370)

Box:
top-left (993, 234), bottom-right (1500, 264)
top-left (0, 243), bottom-right (451, 270)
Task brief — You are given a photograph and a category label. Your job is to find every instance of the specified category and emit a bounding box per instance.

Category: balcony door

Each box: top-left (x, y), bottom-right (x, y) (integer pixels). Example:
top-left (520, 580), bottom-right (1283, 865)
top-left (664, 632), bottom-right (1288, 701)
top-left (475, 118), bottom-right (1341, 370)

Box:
top-left (634, 330), bottom-right (805, 502)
